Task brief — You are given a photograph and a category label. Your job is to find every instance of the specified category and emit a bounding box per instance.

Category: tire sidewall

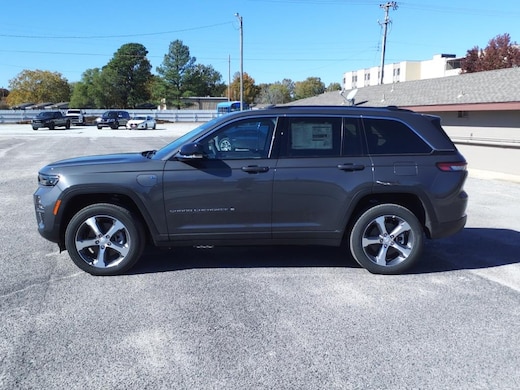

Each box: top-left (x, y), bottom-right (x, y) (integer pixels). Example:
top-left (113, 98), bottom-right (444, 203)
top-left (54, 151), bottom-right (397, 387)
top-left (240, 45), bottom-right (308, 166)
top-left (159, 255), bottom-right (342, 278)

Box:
top-left (65, 203), bottom-right (144, 276)
top-left (349, 204), bottom-right (423, 275)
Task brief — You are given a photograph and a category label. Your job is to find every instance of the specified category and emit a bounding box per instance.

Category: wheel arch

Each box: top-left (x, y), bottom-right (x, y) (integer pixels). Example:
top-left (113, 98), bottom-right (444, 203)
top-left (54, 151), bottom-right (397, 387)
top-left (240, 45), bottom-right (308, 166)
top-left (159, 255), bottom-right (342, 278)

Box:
top-left (344, 191), bottom-right (431, 240)
top-left (56, 191), bottom-right (158, 250)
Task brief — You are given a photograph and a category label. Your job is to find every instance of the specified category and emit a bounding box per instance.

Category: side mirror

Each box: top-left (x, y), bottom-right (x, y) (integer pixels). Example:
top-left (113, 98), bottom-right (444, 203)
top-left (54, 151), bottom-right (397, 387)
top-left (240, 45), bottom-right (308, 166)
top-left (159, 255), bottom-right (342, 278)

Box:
top-left (177, 142), bottom-right (205, 160)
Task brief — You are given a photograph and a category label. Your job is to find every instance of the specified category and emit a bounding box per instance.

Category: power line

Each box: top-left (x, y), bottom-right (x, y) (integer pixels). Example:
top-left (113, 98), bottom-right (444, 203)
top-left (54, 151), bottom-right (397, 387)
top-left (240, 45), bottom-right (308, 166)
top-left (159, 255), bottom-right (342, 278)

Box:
top-left (0, 22), bottom-right (232, 40)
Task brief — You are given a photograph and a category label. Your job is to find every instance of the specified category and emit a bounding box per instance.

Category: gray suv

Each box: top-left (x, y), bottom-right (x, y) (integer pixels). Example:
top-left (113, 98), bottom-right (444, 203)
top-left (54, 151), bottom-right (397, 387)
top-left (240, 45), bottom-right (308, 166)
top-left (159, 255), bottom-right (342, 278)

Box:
top-left (97, 110), bottom-right (130, 129)
top-left (34, 106), bottom-right (468, 275)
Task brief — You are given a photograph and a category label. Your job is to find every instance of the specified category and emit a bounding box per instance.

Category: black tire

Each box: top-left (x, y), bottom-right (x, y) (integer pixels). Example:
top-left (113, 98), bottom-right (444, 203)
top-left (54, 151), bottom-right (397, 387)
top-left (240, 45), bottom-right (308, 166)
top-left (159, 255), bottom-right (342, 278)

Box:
top-left (49, 122), bottom-right (55, 130)
top-left (349, 204), bottom-right (424, 275)
top-left (32, 126), bottom-right (38, 131)
top-left (111, 121), bottom-right (119, 129)
top-left (97, 124), bottom-right (102, 130)
top-left (65, 120), bottom-right (71, 129)
top-left (65, 203), bottom-right (145, 276)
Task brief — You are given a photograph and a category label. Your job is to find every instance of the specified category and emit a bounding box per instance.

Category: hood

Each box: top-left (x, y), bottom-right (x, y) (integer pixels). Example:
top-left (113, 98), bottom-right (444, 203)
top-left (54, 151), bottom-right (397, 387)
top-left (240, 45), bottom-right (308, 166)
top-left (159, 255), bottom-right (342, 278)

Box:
top-left (41, 152), bottom-right (156, 174)
top-left (50, 152), bottom-right (145, 167)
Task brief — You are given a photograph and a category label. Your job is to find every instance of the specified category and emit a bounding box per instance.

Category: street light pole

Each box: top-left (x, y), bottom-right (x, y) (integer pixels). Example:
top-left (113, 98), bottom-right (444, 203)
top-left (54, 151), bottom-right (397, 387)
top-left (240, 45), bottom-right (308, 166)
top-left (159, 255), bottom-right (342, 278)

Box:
top-left (235, 13), bottom-right (244, 110)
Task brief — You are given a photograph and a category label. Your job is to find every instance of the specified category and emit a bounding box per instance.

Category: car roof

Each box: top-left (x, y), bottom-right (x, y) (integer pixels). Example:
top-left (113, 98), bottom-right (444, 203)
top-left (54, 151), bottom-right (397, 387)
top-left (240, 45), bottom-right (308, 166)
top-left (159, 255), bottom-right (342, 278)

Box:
top-left (217, 105), bottom-right (454, 150)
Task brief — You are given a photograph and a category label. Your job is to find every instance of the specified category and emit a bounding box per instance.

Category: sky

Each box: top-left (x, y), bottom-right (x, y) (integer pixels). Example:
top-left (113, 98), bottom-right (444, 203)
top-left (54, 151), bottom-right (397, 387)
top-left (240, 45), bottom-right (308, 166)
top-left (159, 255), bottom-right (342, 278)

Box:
top-left (1, 0), bottom-right (520, 90)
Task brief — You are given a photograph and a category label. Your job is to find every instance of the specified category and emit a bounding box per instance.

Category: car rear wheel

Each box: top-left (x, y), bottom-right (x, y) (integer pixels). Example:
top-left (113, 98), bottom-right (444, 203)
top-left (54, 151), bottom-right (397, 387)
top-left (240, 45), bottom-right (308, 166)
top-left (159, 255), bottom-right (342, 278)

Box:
top-left (349, 204), bottom-right (423, 275)
top-left (65, 120), bottom-right (71, 129)
top-left (110, 121), bottom-right (119, 129)
top-left (49, 122), bottom-right (55, 130)
top-left (65, 203), bottom-right (145, 276)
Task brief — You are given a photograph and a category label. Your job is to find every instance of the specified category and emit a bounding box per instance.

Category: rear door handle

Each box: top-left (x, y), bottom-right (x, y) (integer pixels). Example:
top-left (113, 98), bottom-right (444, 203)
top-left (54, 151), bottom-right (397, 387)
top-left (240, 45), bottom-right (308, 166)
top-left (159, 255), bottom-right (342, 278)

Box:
top-left (242, 165), bottom-right (270, 174)
top-left (337, 163), bottom-right (365, 171)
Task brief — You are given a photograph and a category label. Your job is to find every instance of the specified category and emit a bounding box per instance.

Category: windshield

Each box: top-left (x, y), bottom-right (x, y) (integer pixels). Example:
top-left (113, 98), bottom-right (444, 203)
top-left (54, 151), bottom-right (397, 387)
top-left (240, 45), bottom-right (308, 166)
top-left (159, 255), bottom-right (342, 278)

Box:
top-left (153, 116), bottom-right (224, 160)
top-left (102, 111), bottom-right (117, 118)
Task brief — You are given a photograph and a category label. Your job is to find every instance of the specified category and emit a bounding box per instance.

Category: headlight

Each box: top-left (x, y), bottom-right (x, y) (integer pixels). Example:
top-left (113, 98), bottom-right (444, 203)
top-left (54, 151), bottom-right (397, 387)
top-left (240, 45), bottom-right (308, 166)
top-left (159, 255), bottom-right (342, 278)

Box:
top-left (38, 173), bottom-right (60, 186)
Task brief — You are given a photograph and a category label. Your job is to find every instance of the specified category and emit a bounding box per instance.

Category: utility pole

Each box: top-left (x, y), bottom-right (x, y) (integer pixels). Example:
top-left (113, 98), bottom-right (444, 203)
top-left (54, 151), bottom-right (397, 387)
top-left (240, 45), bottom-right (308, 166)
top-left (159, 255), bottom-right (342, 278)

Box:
top-left (235, 13), bottom-right (244, 110)
top-left (228, 54), bottom-right (231, 101)
top-left (379, 1), bottom-right (398, 85)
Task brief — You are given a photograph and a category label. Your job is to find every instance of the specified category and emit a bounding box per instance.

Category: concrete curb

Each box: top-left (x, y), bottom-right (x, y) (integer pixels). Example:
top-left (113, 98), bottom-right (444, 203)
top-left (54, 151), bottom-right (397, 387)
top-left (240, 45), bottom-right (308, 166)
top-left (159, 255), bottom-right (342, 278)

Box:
top-left (469, 169), bottom-right (520, 183)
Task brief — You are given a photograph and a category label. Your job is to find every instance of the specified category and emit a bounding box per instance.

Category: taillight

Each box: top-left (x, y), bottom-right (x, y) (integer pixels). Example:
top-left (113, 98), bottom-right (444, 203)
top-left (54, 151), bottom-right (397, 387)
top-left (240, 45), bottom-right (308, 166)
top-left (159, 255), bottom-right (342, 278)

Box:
top-left (436, 161), bottom-right (467, 172)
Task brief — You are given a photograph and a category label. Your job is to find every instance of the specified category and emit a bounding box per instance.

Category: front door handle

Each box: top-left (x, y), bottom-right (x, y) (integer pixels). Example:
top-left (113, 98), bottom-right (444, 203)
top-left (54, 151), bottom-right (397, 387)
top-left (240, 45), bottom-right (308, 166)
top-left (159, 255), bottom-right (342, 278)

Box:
top-left (337, 163), bottom-right (365, 171)
top-left (242, 165), bottom-right (270, 174)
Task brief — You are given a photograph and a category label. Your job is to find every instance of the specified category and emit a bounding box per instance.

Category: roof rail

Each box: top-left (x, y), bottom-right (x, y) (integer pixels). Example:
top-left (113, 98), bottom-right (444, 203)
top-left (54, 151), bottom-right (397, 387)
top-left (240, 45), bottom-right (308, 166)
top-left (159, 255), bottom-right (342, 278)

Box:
top-left (271, 104), bottom-right (409, 111)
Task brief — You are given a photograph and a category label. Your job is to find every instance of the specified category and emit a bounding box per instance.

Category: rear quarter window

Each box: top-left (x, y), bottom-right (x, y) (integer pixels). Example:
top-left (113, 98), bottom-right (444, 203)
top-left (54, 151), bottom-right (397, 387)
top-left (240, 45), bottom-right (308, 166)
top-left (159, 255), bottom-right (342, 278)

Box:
top-left (363, 118), bottom-right (432, 154)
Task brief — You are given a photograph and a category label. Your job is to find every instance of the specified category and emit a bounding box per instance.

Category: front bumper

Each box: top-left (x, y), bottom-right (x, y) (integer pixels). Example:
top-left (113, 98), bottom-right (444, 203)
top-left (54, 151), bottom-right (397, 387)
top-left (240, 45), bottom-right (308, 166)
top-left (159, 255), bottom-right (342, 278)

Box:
top-left (33, 190), bottom-right (62, 244)
top-left (32, 121), bottom-right (47, 129)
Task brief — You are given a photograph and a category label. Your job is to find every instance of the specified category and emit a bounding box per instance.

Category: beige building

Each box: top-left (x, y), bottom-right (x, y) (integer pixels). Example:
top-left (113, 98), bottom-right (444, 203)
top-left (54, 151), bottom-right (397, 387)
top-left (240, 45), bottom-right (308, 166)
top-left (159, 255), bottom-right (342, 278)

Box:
top-left (343, 54), bottom-right (463, 89)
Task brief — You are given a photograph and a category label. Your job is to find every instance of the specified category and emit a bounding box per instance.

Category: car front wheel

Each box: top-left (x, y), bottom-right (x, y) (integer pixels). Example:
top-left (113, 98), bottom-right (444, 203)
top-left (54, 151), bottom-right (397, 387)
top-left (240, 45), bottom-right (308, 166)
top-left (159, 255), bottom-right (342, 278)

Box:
top-left (65, 203), bottom-right (145, 276)
top-left (349, 204), bottom-right (423, 275)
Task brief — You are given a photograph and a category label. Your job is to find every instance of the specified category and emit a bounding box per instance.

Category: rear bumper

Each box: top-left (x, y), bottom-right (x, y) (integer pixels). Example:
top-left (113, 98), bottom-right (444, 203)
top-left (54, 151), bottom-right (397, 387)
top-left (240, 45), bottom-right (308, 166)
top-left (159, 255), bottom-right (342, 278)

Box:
top-left (429, 214), bottom-right (467, 239)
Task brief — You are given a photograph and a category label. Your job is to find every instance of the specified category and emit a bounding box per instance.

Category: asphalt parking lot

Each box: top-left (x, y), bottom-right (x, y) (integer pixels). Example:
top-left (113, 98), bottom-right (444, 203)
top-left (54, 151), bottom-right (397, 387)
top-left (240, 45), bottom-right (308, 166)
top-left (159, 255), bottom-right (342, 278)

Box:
top-left (1, 124), bottom-right (519, 389)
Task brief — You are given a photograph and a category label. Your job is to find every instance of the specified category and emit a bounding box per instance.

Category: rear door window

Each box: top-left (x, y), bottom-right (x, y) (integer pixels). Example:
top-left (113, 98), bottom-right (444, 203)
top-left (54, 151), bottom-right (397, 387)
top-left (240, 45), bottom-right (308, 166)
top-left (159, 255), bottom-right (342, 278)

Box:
top-left (279, 117), bottom-right (342, 157)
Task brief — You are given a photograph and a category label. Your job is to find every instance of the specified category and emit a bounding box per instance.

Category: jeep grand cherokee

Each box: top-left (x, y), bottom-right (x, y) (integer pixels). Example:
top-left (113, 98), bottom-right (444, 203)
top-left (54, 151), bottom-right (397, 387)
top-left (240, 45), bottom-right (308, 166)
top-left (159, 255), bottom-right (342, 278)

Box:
top-left (34, 106), bottom-right (468, 275)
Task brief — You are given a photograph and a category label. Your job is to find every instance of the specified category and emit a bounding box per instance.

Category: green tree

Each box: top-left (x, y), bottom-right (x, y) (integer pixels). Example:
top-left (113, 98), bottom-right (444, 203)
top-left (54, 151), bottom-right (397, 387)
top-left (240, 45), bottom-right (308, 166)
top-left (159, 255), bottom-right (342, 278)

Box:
top-left (184, 64), bottom-right (226, 97)
top-left (326, 82), bottom-right (342, 92)
top-left (69, 68), bottom-right (103, 108)
top-left (461, 33), bottom-right (520, 73)
top-left (6, 70), bottom-right (70, 106)
top-left (100, 43), bottom-right (153, 108)
top-left (156, 40), bottom-right (196, 109)
top-left (294, 77), bottom-right (325, 100)
top-left (256, 81), bottom-right (292, 105)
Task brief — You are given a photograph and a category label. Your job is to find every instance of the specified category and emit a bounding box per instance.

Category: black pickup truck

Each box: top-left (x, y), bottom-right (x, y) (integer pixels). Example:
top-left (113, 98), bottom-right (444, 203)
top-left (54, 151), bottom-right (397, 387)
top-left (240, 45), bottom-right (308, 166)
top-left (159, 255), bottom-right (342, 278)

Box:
top-left (32, 111), bottom-right (71, 130)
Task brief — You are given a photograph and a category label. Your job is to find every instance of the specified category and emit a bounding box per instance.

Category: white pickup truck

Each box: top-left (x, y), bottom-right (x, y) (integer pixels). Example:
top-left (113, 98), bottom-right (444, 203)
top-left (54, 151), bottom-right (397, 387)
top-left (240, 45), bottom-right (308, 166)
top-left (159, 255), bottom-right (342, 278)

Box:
top-left (65, 109), bottom-right (85, 125)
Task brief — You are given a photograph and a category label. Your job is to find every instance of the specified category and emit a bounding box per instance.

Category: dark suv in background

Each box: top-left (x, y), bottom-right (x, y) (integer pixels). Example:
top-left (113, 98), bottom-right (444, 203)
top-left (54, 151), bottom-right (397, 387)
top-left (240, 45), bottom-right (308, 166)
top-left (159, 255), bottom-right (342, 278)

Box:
top-left (34, 106), bottom-right (468, 275)
top-left (97, 110), bottom-right (130, 129)
top-left (31, 111), bottom-right (71, 130)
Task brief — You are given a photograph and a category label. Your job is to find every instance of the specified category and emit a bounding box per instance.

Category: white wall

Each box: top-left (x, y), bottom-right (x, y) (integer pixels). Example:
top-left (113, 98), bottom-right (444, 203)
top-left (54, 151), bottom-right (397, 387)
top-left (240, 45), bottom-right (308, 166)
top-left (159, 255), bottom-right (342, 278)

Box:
top-left (343, 55), bottom-right (462, 89)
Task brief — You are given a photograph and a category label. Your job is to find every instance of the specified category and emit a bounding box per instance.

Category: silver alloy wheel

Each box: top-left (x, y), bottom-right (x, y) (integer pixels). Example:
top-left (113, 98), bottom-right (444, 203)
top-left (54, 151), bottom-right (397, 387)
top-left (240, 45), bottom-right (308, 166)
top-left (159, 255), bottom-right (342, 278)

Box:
top-left (349, 203), bottom-right (423, 274)
top-left (361, 214), bottom-right (415, 267)
top-left (219, 138), bottom-right (232, 151)
top-left (74, 214), bottom-right (131, 269)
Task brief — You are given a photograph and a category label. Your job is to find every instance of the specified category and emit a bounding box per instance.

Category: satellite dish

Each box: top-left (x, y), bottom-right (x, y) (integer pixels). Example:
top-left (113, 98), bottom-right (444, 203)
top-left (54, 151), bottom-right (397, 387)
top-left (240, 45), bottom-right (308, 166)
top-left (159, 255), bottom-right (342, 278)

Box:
top-left (339, 88), bottom-right (358, 105)
top-left (346, 89), bottom-right (358, 101)
top-left (346, 89), bottom-right (358, 103)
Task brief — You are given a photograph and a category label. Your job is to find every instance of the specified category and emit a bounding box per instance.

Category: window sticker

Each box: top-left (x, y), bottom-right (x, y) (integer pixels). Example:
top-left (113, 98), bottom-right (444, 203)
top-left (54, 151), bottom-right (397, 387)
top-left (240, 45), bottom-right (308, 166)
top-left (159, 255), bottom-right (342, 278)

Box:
top-left (291, 122), bottom-right (333, 150)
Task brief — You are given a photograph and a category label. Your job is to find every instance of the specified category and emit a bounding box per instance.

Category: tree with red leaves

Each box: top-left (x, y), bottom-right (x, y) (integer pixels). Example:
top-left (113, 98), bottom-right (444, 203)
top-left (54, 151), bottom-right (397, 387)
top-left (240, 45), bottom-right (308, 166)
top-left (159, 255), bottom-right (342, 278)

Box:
top-left (461, 33), bottom-right (520, 73)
